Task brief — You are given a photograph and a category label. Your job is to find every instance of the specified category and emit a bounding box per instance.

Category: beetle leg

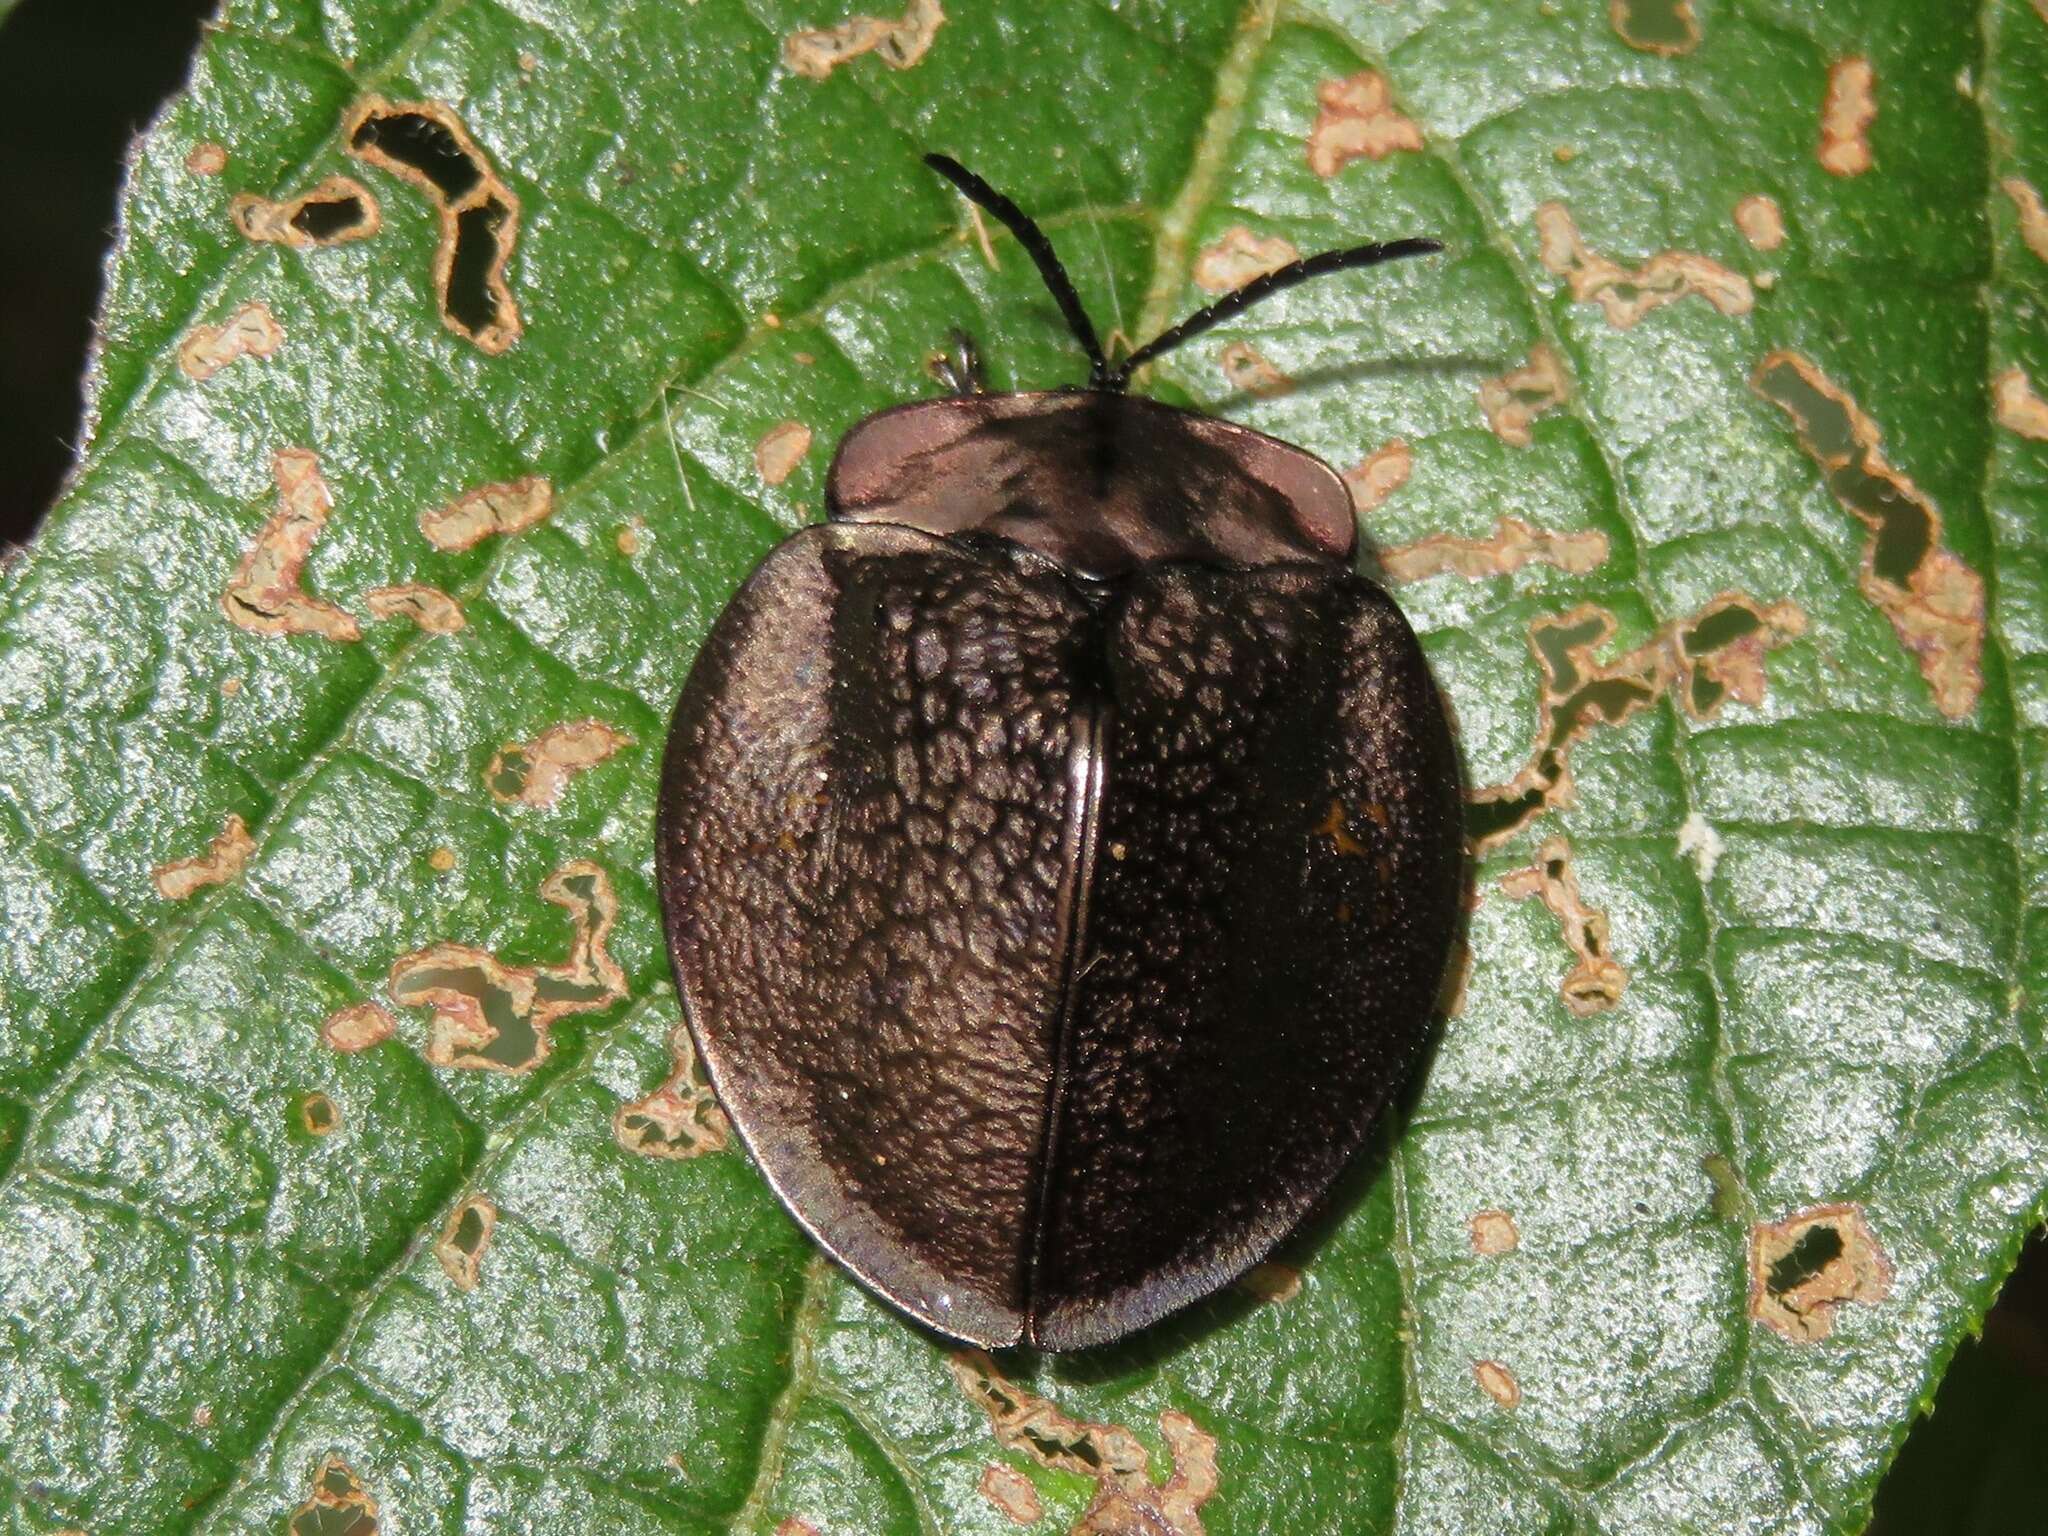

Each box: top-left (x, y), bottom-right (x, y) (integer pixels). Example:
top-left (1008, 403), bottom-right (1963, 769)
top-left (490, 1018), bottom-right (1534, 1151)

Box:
top-left (928, 328), bottom-right (987, 396)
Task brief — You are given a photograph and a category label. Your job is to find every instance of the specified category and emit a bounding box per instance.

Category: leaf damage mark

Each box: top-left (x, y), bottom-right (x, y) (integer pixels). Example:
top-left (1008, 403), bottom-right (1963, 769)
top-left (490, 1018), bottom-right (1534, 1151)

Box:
top-left (1753, 351), bottom-right (1983, 717)
top-left (178, 301), bottom-right (284, 381)
top-left (1676, 812), bottom-right (1724, 883)
top-left (298, 1091), bottom-right (340, 1137)
top-left (435, 1194), bottom-right (498, 1291)
top-left (418, 475), bottom-right (554, 552)
top-left (488, 720), bottom-right (633, 809)
top-left (363, 583), bottom-right (467, 633)
top-left (388, 860), bottom-right (626, 1073)
top-left (1469, 1209), bottom-right (1519, 1256)
top-left (222, 449), bottom-right (362, 641)
top-left (1734, 194), bottom-right (1786, 252)
top-left (345, 97), bottom-right (523, 353)
top-left (1469, 595), bottom-right (1803, 849)
top-left (1306, 70), bottom-right (1423, 177)
top-left (1193, 226), bottom-right (1301, 295)
top-left (783, 0), bottom-right (944, 80)
top-left (1994, 368), bottom-right (2048, 441)
top-left (949, 1350), bottom-right (1219, 1536)
top-left (1473, 1359), bottom-right (1521, 1409)
top-left (1382, 516), bottom-right (1609, 584)
top-left (980, 1464), bottom-right (1045, 1527)
top-left (320, 1001), bottom-right (396, 1053)
top-left (1344, 439), bottom-right (1413, 515)
top-left (1500, 836), bottom-right (1626, 1016)
top-left (232, 175), bottom-right (381, 249)
top-left (614, 1023), bottom-right (731, 1160)
top-left (1239, 1261), bottom-right (1302, 1304)
top-left (2001, 177), bottom-right (2048, 263)
top-left (1479, 342), bottom-right (1569, 447)
top-left (186, 141), bottom-right (227, 176)
top-left (755, 421), bottom-right (814, 486)
top-left (1534, 204), bottom-right (1753, 328)
top-left (1217, 340), bottom-right (1292, 398)
top-left (775, 1522), bottom-right (823, 1536)
top-left (152, 813), bottom-right (256, 901)
top-left (290, 1454), bottom-right (379, 1536)
top-left (1819, 58), bottom-right (1877, 177)
top-left (1608, 0), bottom-right (1699, 55)
top-left (1749, 1203), bottom-right (1892, 1342)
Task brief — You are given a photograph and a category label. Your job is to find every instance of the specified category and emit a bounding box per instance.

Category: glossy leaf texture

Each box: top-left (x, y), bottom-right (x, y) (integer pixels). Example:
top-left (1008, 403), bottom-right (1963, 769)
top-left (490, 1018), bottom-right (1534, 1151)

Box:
top-left (1, 1), bottom-right (2044, 1532)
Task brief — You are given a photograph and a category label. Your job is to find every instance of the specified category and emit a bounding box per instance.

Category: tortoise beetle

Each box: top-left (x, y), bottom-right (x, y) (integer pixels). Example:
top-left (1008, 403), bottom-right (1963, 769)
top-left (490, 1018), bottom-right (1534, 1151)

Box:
top-left (657, 156), bottom-right (1464, 1350)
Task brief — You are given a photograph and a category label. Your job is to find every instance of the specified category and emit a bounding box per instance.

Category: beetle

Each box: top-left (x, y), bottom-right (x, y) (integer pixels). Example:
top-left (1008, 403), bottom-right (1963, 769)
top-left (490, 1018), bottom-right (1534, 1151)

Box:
top-left (657, 155), bottom-right (1464, 1350)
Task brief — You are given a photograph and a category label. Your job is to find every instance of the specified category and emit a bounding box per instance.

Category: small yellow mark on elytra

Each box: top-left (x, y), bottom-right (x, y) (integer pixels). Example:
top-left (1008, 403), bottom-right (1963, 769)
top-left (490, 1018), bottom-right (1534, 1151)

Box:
top-left (1474, 1359), bottom-right (1521, 1408)
top-left (418, 475), bottom-right (554, 552)
top-left (1535, 204), bottom-right (1752, 328)
top-left (222, 449), bottom-right (362, 642)
top-left (1306, 70), bottom-right (1423, 177)
top-left (755, 421), bottom-right (814, 486)
top-left (1343, 439), bottom-right (1413, 515)
top-left (1313, 799), bottom-right (1368, 857)
top-left (152, 813), bottom-right (256, 901)
top-left (1820, 57), bottom-right (1877, 177)
top-left (783, 0), bottom-right (944, 79)
top-left (1193, 225), bottom-right (1301, 295)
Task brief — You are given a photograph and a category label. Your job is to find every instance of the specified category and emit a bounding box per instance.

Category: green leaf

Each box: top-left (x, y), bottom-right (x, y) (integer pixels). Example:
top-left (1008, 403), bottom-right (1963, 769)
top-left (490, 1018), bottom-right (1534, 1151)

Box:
top-left (2, 1), bottom-right (2044, 1532)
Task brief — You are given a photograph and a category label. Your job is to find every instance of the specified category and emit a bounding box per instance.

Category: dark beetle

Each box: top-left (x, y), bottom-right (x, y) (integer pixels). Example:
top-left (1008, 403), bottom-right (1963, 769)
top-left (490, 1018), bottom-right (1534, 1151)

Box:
top-left (657, 156), bottom-right (1464, 1351)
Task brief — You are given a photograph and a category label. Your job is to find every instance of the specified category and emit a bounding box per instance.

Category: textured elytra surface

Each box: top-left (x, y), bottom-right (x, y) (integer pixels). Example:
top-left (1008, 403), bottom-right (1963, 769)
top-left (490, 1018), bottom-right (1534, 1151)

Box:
top-left (0, 1), bottom-right (2044, 1533)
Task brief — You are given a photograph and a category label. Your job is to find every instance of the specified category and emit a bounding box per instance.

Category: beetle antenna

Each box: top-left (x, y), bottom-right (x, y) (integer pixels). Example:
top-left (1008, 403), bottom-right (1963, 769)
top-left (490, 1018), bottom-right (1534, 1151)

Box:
top-left (1107, 238), bottom-right (1443, 390)
top-left (925, 153), bottom-right (1111, 388)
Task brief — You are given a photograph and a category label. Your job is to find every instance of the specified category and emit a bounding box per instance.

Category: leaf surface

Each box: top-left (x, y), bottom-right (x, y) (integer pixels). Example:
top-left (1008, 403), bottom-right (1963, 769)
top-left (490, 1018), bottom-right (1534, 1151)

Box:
top-left (2, 1), bottom-right (2046, 1532)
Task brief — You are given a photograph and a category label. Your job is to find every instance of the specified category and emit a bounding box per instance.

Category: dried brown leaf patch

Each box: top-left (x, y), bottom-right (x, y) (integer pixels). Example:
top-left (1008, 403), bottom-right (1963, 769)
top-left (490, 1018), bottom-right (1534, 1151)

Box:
top-left (1535, 204), bottom-right (1752, 328)
top-left (152, 813), bottom-right (256, 901)
top-left (784, 0), bottom-right (944, 79)
top-left (222, 449), bottom-right (362, 642)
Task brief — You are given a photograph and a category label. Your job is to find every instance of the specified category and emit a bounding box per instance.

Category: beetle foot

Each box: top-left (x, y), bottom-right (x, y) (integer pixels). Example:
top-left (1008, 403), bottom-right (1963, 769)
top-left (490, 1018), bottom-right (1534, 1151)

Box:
top-left (929, 329), bottom-right (987, 395)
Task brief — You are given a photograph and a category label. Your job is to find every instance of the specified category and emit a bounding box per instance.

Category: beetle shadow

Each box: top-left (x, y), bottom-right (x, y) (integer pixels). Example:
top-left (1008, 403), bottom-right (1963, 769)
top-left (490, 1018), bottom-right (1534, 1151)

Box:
top-left (1201, 351), bottom-right (1514, 418)
top-left (1024, 836), bottom-right (1482, 1387)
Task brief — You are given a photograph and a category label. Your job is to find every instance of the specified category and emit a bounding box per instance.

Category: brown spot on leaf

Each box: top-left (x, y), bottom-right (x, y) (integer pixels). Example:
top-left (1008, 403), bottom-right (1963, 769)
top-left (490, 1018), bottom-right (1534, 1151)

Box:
top-left (1535, 204), bottom-right (1752, 328)
top-left (1343, 439), bottom-right (1413, 515)
top-left (298, 1091), bottom-right (340, 1136)
top-left (1479, 342), bottom-right (1570, 447)
top-left (1753, 351), bottom-right (1983, 717)
top-left (186, 141), bottom-right (228, 176)
top-left (388, 860), bottom-right (626, 1073)
top-left (1469, 1210), bottom-right (1519, 1256)
top-left (418, 475), bottom-right (553, 552)
top-left (345, 97), bottom-right (523, 353)
top-left (487, 719), bottom-right (632, 809)
top-left (1608, 0), bottom-right (1699, 55)
top-left (1734, 194), bottom-right (1786, 252)
top-left (2002, 177), bottom-right (2048, 263)
top-left (1819, 58), bottom-right (1877, 177)
top-left (1995, 368), bottom-right (2048, 441)
top-left (755, 421), bottom-right (814, 486)
top-left (427, 845), bottom-right (458, 873)
top-left (1193, 226), bottom-right (1301, 295)
top-left (950, 1351), bottom-right (1219, 1536)
top-left (435, 1194), bottom-right (497, 1291)
top-left (364, 583), bottom-right (467, 633)
top-left (1749, 1203), bottom-right (1892, 1342)
top-left (178, 302), bottom-right (285, 381)
top-left (1217, 340), bottom-right (1292, 398)
top-left (980, 1464), bottom-right (1044, 1526)
top-left (775, 1522), bottom-right (823, 1536)
top-left (231, 175), bottom-right (381, 249)
top-left (291, 1454), bottom-right (379, 1536)
top-left (1499, 836), bottom-right (1627, 1015)
top-left (152, 813), bottom-right (256, 901)
top-left (1470, 595), bottom-right (1802, 849)
top-left (784, 0), bottom-right (944, 79)
top-left (1473, 1359), bottom-right (1521, 1408)
top-left (222, 449), bottom-right (362, 641)
top-left (320, 1001), bottom-right (396, 1053)
top-left (1239, 1261), bottom-right (1302, 1304)
top-left (1383, 516), bottom-right (1609, 584)
top-left (1306, 70), bottom-right (1423, 177)
top-left (615, 1023), bottom-right (731, 1160)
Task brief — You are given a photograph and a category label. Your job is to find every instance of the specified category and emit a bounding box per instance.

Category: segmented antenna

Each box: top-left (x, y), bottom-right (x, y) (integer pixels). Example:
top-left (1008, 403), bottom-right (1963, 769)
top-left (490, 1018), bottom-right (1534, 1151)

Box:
top-left (924, 154), bottom-right (1110, 388)
top-left (924, 154), bottom-right (1442, 393)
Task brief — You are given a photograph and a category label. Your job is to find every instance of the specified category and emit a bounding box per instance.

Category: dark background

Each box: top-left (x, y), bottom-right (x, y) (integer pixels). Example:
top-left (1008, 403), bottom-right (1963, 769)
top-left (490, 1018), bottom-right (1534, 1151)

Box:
top-left (1, 0), bottom-right (2044, 1522)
